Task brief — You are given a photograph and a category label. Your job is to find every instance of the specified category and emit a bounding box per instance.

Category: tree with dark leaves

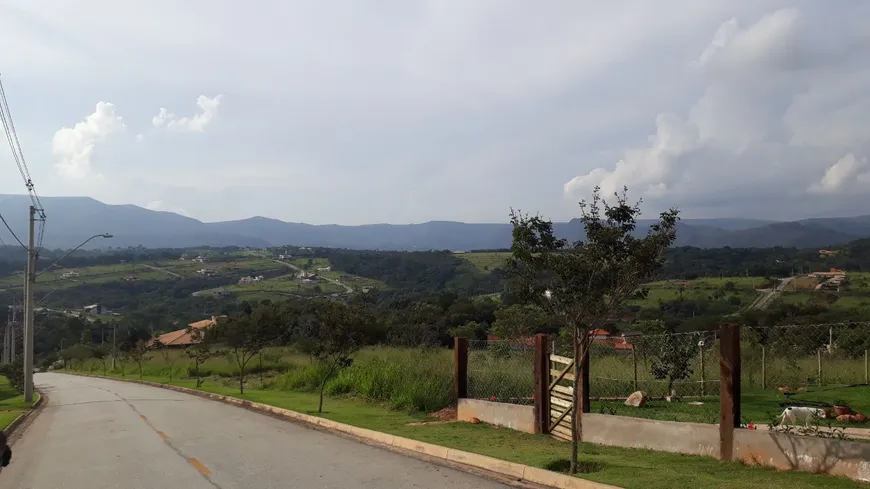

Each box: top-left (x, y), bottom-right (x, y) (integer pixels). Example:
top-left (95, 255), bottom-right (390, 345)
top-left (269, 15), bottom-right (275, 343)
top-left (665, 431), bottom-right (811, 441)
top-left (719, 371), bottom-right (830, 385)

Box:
top-left (506, 186), bottom-right (678, 473)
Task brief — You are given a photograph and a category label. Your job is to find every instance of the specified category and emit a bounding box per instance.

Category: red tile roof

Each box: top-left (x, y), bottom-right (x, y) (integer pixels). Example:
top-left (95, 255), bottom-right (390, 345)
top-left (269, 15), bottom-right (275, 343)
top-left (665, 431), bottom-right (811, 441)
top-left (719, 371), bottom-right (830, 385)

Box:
top-left (150, 316), bottom-right (219, 347)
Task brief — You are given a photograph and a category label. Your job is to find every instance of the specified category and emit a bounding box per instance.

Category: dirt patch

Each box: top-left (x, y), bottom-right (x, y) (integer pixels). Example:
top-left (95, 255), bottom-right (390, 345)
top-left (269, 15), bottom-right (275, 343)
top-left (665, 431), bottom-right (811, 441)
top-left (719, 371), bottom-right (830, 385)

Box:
top-left (431, 407), bottom-right (457, 421)
top-left (406, 407), bottom-right (458, 426)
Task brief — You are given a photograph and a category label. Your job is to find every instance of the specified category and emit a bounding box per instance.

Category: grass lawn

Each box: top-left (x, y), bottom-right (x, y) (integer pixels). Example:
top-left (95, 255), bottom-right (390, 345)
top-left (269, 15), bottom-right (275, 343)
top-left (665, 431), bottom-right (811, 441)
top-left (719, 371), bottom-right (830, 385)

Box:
top-left (0, 376), bottom-right (38, 431)
top-left (456, 252), bottom-right (510, 272)
top-left (70, 369), bottom-right (864, 489)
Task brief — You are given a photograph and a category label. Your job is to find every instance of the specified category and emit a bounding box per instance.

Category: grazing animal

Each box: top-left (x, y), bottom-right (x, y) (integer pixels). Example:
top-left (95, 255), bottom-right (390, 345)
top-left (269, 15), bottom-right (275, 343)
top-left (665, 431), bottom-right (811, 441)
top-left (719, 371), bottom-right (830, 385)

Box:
top-left (778, 406), bottom-right (828, 426)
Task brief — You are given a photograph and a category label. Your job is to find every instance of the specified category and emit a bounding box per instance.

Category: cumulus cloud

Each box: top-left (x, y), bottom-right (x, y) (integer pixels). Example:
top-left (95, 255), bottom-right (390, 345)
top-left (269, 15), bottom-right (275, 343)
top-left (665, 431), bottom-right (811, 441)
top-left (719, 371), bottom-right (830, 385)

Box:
top-left (145, 200), bottom-right (190, 217)
top-left (152, 95), bottom-right (223, 132)
top-left (564, 7), bottom-right (870, 217)
top-left (809, 154), bottom-right (870, 194)
top-left (52, 102), bottom-right (125, 179)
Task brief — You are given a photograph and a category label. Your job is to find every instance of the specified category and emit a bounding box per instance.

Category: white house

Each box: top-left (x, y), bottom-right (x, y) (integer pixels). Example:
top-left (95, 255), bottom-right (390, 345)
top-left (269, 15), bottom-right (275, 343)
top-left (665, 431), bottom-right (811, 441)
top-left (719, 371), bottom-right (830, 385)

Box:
top-left (83, 303), bottom-right (109, 315)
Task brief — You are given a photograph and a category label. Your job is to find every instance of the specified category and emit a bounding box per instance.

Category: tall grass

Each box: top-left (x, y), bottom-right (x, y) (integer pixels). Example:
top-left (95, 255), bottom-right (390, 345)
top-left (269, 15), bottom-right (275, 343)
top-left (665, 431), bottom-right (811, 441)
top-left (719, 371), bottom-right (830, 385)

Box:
top-left (80, 346), bottom-right (458, 414)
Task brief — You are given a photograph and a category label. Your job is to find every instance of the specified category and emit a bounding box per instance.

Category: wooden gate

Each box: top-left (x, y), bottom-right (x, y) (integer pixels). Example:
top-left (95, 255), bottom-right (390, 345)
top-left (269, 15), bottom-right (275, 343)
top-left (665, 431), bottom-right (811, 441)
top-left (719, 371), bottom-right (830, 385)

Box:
top-left (548, 353), bottom-right (575, 441)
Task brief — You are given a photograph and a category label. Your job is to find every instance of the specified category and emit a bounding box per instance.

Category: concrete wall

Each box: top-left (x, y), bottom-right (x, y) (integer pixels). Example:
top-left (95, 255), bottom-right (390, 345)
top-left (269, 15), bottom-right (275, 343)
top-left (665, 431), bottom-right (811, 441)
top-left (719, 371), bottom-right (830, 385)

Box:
top-left (735, 428), bottom-right (870, 482)
top-left (458, 399), bottom-right (870, 482)
top-left (457, 399), bottom-right (536, 434)
top-left (582, 413), bottom-right (721, 458)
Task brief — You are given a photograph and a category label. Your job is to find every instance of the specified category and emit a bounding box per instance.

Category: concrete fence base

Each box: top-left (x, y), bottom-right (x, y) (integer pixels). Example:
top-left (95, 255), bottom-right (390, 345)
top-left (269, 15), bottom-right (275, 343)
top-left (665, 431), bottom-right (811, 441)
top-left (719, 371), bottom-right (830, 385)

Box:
top-left (456, 397), bottom-right (870, 483)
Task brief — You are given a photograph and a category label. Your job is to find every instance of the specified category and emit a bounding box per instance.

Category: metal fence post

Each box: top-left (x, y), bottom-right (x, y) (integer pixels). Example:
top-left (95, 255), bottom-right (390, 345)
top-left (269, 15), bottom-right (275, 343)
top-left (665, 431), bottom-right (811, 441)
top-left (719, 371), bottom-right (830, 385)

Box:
top-left (719, 323), bottom-right (741, 462)
top-left (454, 337), bottom-right (468, 402)
top-left (817, 349), bottom-right (822, 386)
top-left (700, 346), bottom-right (706, 397)
top-left (632, 346), bottom-right (638, 392)
top-left (534, 334), bottom-right (550, 434)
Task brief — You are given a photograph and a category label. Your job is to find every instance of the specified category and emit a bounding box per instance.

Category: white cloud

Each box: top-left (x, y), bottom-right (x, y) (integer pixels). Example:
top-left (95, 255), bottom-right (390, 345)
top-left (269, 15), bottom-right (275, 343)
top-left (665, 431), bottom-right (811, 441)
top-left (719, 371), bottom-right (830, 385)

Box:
top-left (564, 7), bottom-right (870, 218)
top-left (52, 102), bottom-right (125, 179)
top-left (145, 200), bottom-right (190, 217)
top-left (135, 133), bottom-right (144, 142)
top-left (809, 154), bottom-right (870, 194)
top-left (3, 2), bottom-right (869, 224)
top-left (152, 95), bottom-right (223, 133)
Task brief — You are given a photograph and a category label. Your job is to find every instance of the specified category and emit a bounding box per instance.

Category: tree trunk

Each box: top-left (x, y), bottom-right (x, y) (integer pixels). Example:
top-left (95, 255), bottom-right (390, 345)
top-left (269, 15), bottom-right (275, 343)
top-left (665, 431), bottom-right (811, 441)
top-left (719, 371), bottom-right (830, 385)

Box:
top-left (239, 368), bottom-right (245, 394)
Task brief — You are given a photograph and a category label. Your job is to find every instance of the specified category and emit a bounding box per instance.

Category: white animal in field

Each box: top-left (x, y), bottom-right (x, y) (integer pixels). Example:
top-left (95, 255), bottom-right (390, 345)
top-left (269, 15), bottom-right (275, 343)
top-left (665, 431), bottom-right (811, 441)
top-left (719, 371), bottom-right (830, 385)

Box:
top-left (777, 406), bottom-right (829, 426)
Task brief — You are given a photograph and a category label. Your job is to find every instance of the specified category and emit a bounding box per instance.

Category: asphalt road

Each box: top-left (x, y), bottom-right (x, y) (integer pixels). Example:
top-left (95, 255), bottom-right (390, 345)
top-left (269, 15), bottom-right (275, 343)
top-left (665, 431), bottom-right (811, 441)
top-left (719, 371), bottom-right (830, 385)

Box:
top-left (4, 373), bottom-right (512, 489)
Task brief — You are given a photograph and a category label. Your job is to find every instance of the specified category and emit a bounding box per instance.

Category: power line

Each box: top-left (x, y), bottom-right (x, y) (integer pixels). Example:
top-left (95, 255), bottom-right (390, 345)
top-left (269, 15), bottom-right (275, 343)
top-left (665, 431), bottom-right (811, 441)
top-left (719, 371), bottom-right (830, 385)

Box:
top-left (0, 75), bottom-right (43, 211)
top-left (0, 74), bottom-right (46, 255)
top-left (0, 213), bottom-right (25, 249)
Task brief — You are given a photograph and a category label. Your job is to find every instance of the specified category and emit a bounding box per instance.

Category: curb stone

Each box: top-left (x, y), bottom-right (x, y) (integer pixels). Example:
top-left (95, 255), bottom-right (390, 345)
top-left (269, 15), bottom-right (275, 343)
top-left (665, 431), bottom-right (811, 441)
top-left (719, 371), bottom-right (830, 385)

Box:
top-left (2, 392), bottom-right (44, 438)
top-left (65, 372), bottom-right (621, 489)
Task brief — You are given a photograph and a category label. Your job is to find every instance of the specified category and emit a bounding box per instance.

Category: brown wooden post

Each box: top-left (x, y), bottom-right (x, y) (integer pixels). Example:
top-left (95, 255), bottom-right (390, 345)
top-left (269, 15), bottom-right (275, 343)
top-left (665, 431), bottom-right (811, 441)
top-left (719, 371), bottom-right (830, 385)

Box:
top-left (581, 345), bottom-right (591, 413)
top-left (454, 337), bottom-right (468, 401)
top-left (719, 324), bottom-right (741, 461)
top-left (533, 334), bottom-right (550, 434)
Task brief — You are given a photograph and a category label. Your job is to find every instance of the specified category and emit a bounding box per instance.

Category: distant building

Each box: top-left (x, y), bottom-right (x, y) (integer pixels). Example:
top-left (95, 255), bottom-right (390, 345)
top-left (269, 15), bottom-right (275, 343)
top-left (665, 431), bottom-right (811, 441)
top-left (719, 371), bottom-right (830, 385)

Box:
top-left (197, 268), bottom-right (217, 276)
top-left (238, 275), bottom-right (264, 285)
top-left (316, 266), bottom-right (331, 272)
top-left (809, 268), bottom-right (846, 278)
top-left (150, 316), bottom-right (221, 348)
top-left (62, 271), bottom-right (79, 279)
top-left (83, 303), bottom-right (109, 316)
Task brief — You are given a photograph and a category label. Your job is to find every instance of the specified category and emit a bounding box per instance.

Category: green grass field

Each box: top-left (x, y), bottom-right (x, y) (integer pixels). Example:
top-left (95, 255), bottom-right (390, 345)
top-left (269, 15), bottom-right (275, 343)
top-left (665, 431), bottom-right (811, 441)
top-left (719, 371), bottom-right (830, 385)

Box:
top-left (68, 360), bottom-right (865, 489)
top-left (0, 376), bottom-right (38, 431)
top-left (0, 263), bottom-right (172, 292)
top-left (627, 278), bottom-right (760, 310)
top-left (455, 252), bottom-right (510, 272)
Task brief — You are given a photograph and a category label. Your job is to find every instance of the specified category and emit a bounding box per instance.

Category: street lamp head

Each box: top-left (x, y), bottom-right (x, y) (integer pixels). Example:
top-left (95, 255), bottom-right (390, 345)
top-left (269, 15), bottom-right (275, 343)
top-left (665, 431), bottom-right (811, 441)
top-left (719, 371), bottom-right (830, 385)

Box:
top-left (101, 234), bottom-right (114, 238)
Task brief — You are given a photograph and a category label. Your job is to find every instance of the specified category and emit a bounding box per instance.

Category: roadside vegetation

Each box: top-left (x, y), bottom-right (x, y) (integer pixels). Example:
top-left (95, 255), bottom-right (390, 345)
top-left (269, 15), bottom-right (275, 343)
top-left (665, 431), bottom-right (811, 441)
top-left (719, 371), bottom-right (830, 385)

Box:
top-left (63, 361), bottom-right (865, 489)
top-left (0, 373), bottom-right (38, 432)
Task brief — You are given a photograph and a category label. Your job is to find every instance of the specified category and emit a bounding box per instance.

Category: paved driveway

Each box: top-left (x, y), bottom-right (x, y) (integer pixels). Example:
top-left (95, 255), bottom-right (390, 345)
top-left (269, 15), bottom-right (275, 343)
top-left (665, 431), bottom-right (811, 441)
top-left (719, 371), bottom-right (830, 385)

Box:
top-left (3, 373), bottom-right (512, 489)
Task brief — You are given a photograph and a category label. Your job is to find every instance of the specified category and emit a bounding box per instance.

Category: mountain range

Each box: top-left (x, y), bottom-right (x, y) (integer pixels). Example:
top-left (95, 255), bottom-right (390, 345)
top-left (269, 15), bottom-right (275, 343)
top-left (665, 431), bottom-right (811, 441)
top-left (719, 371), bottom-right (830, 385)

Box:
top-left (1, 195), bottom-right (869, 251)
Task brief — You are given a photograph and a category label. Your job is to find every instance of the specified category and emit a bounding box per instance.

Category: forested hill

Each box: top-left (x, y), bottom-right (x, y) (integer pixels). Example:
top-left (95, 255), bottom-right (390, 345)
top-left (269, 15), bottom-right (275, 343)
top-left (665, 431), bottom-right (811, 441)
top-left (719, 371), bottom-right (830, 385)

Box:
top-left (4, 194), bottom-right (870, 250)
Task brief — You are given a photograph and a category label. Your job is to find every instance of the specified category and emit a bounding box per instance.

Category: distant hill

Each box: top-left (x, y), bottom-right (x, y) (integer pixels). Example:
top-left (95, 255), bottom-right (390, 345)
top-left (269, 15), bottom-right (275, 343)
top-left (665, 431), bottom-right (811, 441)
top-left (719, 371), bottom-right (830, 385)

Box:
top-left (1, 194), bottom-right (869, 251)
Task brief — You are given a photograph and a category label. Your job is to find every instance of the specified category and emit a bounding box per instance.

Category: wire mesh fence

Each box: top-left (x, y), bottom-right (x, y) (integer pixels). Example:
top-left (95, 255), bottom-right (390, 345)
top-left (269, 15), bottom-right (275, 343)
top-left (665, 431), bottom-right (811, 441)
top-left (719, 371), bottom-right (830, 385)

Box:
top-left (467, 338), bottom-right (535, 405)
top-left (741, 322), bottom-right (870, 427)
top-left (588, 330), bottom-right (720, 423)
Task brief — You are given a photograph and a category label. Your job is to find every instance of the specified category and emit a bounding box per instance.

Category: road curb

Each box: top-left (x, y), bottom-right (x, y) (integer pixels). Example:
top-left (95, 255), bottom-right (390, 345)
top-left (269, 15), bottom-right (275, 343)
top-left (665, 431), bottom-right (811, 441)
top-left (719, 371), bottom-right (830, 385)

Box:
top-left (65, 372), bottom-right (620, 489)
top-left (2, 392), bottom-right (44, 438)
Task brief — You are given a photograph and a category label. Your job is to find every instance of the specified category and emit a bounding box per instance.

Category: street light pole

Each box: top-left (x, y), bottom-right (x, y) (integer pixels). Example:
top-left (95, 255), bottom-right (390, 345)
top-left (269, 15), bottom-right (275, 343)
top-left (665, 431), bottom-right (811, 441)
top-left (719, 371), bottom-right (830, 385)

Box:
top-left (23, 228), bottom-right (113, 402)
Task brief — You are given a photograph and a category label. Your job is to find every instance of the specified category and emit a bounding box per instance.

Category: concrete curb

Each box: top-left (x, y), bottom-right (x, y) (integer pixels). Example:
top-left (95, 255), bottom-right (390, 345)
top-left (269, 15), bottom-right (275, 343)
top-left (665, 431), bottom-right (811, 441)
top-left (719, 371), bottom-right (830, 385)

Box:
top-left (65, 373), bottom-right (619, 489)
top-left (2, 392), bottom-right (44, 438)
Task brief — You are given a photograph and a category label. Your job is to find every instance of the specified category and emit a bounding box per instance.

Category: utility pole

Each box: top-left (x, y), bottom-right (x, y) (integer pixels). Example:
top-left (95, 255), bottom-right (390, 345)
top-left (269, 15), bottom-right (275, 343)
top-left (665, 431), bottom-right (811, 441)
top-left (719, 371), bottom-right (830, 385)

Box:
top-left (2, 307), bottom-right (8, 364)
top-left (23, 205), bottom-right (36, 403)
top-left (10, 301), bottom-right (16, 363)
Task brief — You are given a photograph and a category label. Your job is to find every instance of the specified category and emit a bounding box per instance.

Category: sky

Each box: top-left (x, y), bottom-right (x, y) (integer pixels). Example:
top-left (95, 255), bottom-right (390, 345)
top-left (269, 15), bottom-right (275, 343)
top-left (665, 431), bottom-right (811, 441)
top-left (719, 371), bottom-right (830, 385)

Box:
top-left (0, 1), bottom-right (868, 225)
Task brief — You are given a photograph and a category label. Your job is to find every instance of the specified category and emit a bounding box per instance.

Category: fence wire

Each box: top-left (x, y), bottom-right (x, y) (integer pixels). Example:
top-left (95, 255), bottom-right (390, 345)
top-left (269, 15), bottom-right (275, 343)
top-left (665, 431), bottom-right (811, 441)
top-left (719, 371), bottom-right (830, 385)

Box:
top-left (741, 322), bottom-right (870, 427)
top-left (588, 330), bottom-right (720, 423)
top-left (467, 338), bottom-right (535, 405)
